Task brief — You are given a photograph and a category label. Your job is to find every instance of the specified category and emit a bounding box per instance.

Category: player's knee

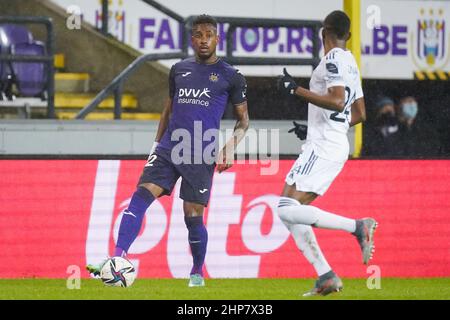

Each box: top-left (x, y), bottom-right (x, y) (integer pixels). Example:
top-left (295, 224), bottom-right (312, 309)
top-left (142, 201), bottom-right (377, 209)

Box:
top-left (183, 202), bottom-right (205, 218)
top-left (126, 186), bottom-right (156, 219)
top-left (184, 215), bottom-right (204, 228)
top-left (277, 196), bottom-right (301, 224)
top-left (138, 183), bottom-right (163, 198)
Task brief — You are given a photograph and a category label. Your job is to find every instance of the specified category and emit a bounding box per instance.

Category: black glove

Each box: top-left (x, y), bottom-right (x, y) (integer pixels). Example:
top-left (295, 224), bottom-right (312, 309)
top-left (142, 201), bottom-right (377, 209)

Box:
top-left (277, 68), bottom-right (298, 95)
top-left (288, 121), bottom-right (307, 140)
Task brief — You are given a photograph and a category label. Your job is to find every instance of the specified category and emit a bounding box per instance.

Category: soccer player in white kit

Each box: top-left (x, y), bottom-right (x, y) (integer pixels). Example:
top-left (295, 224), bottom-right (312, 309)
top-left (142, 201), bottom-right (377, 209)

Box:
top-left (277, 11), bottom-right (377, 296)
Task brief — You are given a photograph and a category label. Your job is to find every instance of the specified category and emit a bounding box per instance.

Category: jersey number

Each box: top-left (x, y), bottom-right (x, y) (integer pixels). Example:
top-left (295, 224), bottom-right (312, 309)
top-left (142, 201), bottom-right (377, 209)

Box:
top-left (145, 154), bottom-right (157, 167)
top-left (329, 86), bottom-right (355, 123)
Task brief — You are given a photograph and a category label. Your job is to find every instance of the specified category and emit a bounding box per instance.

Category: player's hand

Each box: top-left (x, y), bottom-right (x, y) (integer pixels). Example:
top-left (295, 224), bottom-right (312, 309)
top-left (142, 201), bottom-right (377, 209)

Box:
top-left (147, 141), bottom-right (159, 160)
top-left (277, 68), bottom-right (298, 95)
top-left (288, 121), bottom-right (308, 140)
top-left (216, 147), bottom-right (233, 173)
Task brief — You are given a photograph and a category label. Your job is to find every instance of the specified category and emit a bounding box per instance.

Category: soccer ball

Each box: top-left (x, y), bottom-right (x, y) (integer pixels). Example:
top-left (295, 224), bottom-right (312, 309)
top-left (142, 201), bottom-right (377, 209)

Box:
top-left (100, 257), bottom-right (136, 287)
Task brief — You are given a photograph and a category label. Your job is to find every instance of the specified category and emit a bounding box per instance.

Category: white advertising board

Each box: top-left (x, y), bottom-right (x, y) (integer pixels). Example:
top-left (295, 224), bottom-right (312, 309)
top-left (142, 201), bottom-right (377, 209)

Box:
top-left (55, 0), bottom-right (450, 79)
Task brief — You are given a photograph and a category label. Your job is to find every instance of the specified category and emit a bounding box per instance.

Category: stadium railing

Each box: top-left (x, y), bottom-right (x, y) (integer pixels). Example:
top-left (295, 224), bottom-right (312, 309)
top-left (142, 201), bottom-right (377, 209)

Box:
top-left (75, 52), bottom-right (187, 120)
top-left (77, 0), bottom-right (322, 120)
top-left (0, 16), bottom-right (55, 118)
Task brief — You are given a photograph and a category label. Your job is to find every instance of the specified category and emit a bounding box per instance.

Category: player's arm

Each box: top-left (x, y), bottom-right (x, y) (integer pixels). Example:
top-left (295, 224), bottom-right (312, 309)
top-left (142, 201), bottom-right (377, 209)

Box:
top-left (149, 65), bottom-right (175, 154)
top-left (217, 102), bottom-right (249, 173)
top-left (154, 97), bottom-right (173, 142)
top-left (279, 68), bottom-right (345, 112)
top-left (230, 102), bottom-right (250, 149)
top-left (231, 102), bottom-right (250, 147)
top-left (295, 85), bottom-right (345, 112)
top-left (217, 71), bottom-right (249, 173)
top-left (349, 97), bottom-right (366, 127)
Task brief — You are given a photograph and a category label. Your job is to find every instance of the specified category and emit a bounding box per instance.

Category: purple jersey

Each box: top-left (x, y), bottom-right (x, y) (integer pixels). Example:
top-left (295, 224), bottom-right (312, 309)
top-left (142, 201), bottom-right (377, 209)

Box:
top-left (158, 57), bottom-right (247, 163)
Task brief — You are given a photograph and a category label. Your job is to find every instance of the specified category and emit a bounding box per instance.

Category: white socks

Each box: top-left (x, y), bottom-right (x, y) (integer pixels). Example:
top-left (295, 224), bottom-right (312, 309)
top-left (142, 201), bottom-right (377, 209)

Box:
top-left (278, 197), bottom-right (356, 233)
top-left (277, 196), bottom-right (357, 277)
top-left (285, 222), bottom-right (331, 276)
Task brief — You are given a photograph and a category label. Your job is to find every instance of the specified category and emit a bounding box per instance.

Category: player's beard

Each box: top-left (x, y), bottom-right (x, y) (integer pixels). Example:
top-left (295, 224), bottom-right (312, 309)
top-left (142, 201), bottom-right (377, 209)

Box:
top-left (197, 50), bottom-right (215, 62)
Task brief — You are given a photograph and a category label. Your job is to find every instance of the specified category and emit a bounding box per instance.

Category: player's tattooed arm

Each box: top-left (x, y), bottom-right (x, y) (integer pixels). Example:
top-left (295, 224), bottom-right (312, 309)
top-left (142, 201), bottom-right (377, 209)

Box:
top-left (217, 102), bottom-right (249, 173)
top-left (155, 98), bottom-right (173, 142)
top-left (349, 97), bottom-right (366, 127)
top-left (231, 102), bottom-right (250, 147)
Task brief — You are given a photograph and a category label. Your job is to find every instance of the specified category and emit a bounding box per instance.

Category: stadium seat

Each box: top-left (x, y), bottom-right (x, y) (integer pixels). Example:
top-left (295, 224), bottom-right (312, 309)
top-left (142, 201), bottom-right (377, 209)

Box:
top-left (0, 24), bottom-right (47, 98)
top-left (11, 42), bottom-right (47, 97)
top-left (0, 24), bottom-right (34, 83)
top-left (0, 24), bottom-right (33, 46)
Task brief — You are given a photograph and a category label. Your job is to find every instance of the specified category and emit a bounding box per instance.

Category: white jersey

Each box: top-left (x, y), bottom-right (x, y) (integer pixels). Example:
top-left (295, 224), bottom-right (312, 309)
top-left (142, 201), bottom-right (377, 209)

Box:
top-left (305, 47), bottom-right (363, 163)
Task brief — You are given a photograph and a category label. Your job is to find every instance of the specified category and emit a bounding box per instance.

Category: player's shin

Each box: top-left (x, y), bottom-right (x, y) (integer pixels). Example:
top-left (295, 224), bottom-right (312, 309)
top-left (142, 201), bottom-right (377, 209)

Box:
top-left (287, 223), bottom-right (332, 276)
top-left (184, 216), bottom-right (208, 276)
top-left (115, 187), bottom-right (156, 256)
top-left (278, 201), bottom-right (333, 277)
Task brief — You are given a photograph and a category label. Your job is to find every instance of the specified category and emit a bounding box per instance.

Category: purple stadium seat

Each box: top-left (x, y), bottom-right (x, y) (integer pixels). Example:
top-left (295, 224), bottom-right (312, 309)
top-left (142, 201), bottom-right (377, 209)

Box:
top-left (0, 24), bottom-right (33, 47)
top-left (0, 24), bottom-right (47, 97)
top-left (11, 41), bottom-right (47, 97)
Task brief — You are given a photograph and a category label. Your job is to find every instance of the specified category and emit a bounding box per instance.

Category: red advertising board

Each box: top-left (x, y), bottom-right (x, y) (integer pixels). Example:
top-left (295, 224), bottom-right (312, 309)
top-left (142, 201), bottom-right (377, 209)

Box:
top-left (0, 160), bottom-right (449, 278)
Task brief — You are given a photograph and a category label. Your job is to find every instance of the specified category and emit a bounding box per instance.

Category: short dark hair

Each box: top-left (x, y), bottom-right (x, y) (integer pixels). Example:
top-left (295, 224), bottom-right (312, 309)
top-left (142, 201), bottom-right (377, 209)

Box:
top-left (323, 10), bottom-right (350, 39)
top-left (191, 14), bottom-right (217, 34)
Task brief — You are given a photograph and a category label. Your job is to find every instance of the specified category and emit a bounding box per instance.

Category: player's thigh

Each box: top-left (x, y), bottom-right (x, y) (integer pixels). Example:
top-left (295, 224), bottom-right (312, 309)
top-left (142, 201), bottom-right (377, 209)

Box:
top-left (138, 182), bottom-right (165, 198)
top-left (281, 183), bottom-right (318, 205)
top-left (138, 150), bottom-right (180, 197)
top-left (178, 163), bottom-right (215, 207)
top-left (284, 146), bottom-right (319, 204)
top-left (285, 144), bottom-right (317, 185)
top-left (285, 148), bottom-right (344, 200)
top-left (183, 201), bottom-right (205, 217)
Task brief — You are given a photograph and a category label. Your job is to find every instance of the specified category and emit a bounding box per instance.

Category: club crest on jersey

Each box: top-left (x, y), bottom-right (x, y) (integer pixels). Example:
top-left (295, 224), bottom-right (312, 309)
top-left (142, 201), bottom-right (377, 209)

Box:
top-left (209, 73), bottom-right (219, 82)
top-left (326, 63), bottom-right (339, 74)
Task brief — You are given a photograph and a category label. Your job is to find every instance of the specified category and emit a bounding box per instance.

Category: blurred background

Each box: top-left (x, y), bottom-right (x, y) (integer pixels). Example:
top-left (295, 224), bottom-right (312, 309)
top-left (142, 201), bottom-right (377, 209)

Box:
top-left (0, 0), bottom-right (449, 158)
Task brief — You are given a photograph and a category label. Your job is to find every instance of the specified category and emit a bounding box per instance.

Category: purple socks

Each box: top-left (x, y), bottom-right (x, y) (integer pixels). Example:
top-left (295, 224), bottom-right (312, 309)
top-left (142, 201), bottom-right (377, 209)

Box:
top-left (185, 216), bottom-right (208, 276)
top-left (115, 187), bottom-right (155, 256)
top-left (115, 186), bottom-right (208, 277)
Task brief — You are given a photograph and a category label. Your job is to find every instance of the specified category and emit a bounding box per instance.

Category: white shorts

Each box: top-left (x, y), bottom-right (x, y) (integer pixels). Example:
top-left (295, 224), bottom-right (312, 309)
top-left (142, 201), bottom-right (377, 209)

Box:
top-left (285, 144), bottom-right (345, 196)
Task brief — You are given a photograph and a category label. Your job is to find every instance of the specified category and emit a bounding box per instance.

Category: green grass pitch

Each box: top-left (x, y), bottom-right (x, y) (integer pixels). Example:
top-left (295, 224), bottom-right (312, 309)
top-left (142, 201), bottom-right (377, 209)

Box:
top-left (0, 278), bottom-right (449, 300)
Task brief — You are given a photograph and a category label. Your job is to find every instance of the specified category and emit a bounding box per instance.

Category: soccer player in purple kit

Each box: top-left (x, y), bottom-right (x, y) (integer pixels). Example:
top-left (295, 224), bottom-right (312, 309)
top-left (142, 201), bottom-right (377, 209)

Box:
top-left (87, 14), bottom-right (249, 287)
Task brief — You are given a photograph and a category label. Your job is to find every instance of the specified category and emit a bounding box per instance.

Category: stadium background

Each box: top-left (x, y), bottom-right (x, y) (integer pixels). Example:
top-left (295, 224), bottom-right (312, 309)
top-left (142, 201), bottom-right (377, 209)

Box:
top-left (0, 0), bottom-right (449, 291)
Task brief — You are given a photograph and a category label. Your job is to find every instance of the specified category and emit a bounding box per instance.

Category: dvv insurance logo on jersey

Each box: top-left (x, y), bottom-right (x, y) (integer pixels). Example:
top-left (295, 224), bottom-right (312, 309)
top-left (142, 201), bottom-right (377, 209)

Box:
top-left (177, 88), bottom-right (211, 107)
